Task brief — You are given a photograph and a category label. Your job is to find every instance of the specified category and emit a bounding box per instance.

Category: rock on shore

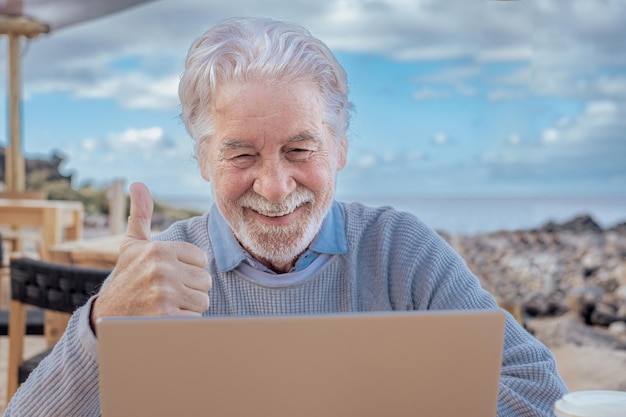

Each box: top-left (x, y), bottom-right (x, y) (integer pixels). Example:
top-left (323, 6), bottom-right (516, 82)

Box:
top-left (441, 214), bottom-right (626, 333)
top-left (439, 214), bottom-right (626, 390)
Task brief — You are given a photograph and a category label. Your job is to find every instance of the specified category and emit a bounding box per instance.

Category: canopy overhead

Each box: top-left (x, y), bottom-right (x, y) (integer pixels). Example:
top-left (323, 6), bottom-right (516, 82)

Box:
top-left (1, 0), bottom-right (156, 191)
top-left (0, 0), bottom-right (154, 30)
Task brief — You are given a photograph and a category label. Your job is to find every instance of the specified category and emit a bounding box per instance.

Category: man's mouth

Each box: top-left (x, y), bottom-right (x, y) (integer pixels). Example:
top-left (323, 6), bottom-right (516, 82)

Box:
top-left (250, 203), bottom-right (304, 218)
top-left (238, 188), bottom-right (315, 220)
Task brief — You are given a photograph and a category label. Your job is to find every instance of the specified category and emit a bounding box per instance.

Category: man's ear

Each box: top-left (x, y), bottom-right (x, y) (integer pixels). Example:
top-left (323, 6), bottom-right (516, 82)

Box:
top-left (197, 140), bottom-right (212, 182)
top-left (336, 136), bottom-right (348, 171)
top-left (197, 154), bottom-right (211, 182)
top-left (200, 161), bottom-right (211, 182)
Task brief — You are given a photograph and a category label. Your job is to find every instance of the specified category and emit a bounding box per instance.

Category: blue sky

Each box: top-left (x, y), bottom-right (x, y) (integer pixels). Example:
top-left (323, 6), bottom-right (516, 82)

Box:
top-left (1, 0), bottom-right (625, 202)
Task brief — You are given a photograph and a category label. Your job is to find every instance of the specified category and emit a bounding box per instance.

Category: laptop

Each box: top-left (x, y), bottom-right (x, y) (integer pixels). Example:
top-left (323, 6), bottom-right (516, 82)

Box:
top-left (97, 310), bottom-right (505, 417)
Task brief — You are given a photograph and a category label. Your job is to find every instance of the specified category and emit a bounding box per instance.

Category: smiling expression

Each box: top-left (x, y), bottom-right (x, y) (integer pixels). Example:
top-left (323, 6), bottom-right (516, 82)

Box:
top-left (200, 80), bottom-right (347, 272)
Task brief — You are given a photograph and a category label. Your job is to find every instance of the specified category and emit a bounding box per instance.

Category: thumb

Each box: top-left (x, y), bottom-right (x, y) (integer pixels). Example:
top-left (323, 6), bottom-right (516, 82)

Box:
top-left (125, 182), bottom-right (154, 241)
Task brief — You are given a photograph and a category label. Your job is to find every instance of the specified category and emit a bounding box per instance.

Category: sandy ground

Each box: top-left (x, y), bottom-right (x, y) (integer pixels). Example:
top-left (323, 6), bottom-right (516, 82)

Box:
top-left (552, 344), bottom-right (626, 392)
top-left (527, 314), bottom-right (626, 392)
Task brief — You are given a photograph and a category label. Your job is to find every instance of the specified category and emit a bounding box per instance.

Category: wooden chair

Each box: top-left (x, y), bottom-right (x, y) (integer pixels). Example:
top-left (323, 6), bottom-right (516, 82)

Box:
top-left (6, 257), bottom-right (111, 400)
top-left (0, 190), bottom-right (48, 257)
top-left (1, 234), bottom-right (47, 337)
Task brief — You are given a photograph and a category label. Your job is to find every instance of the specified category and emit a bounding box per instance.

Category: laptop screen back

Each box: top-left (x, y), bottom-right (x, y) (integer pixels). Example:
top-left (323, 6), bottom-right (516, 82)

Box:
top-left (97, 310), bottom-right (505, 417)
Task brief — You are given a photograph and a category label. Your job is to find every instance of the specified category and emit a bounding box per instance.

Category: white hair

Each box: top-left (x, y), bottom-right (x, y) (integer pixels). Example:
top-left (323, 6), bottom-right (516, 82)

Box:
top-left (178, 17), bottom-right (353, 159)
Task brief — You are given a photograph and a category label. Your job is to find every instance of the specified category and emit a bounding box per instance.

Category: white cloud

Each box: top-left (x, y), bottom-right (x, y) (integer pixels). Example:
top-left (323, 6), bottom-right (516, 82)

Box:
top-left (529, 1), bottom-right (626, 101)
top-left (106, 127), bottom-right (165, 150)
top-left (456, 85), bottom-right (476, 96)
top-left (406, 150), bottom-right (426, 161)
top-left (75, 73), bottom-right (178, 110)
top-left (30, 72), bottom-right (180, 111)
top-left (63, 127), bottom-right (199, 192)
top-left (353, 154), bottom-right (377, 168)
top-left (1, 0), bottom-right (622, 110)
top-left (382, 151), bottom-right (395, 163)
top-left (485, 99), bottom-right (626, 181)
top-left (541, 129), bottom-right (559, 144)
top-left (413, 65), bottom-right (481, 101)
top-left (1, 0), bottom-right (625, 198)
top-left (488, 89), bottom-right (525, 101)
top-left (434, 132), bottom-right (448, 145)
top-left (73, 126), bottom-right (183, 163)
top-left (509, 134), bottom-right (521, 146)
top-left (413, 88), bottom-right (449, 100)
top-left (418, 65), bottom-right (480, 84)
top-left (585, 100), bottom-right (618, 117)
top-left (491, 67), bottom-right (531, 87)
top-left (477, 46), bottom-right (533, 63)
top-left (0, 0), bottom-right (533, 106)
top-left (326, 0), bottom-right (363, 25)
top-left (558, 100), bottom-right (623, 143)
top-left (596, 76), bottom-right (626, 98)
top-left (81, 137), bottom-right (98, 151)
top-left (347, 148), bottom-right (429, 170)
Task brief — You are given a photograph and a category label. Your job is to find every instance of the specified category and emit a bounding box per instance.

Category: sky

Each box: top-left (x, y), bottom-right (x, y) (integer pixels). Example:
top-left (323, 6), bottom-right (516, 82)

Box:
top-left (1, 0), bottom-right (626, 203)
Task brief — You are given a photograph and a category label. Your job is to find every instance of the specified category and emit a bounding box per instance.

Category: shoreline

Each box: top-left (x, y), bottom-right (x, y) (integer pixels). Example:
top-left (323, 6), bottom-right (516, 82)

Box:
top-left (157, 194), bottom-right (626, 236)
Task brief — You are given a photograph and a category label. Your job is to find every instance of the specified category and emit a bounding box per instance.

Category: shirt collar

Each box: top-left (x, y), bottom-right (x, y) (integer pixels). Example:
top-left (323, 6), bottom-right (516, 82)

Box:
top-left (209, 201), bottom-right (347, 273)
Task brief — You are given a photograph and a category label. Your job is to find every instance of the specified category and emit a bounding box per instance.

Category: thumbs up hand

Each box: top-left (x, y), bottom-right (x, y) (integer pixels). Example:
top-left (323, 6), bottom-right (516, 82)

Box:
top-left (91, 182), bottom-right (212, 329)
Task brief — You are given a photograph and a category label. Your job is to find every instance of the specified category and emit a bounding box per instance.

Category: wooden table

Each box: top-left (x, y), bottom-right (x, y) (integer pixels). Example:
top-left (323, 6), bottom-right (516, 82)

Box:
top-left (49, 234), bottom-right (123, 269)
top-left (0, 198), bottom-right (84, 260)
top-left (44, 234), bottom-right (122, 344)
top-left (0, 198), bottom-right (85, 347)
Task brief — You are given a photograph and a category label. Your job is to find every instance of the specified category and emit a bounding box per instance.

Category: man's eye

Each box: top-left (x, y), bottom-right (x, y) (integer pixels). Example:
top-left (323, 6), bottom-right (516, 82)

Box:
top-left (230, 154), bottom-right (255, 167)
top-left (287, 149), bottom-right (313, 160)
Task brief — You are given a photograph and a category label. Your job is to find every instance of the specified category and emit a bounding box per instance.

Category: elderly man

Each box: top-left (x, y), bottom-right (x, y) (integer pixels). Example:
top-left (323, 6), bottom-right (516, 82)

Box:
top-left (4, 17), bottom-right (567, 416)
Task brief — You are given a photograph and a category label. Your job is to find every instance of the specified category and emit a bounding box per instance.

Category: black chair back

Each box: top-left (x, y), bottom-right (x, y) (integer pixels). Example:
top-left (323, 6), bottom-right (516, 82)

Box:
top-left (10, 257), bottom-right (111, 313)
top-left (6, 257), bottom-right (112, 398)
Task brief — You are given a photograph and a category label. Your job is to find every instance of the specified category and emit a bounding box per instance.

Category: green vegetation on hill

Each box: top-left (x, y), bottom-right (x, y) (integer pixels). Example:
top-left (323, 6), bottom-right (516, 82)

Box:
top-left (2, 149), bottom-right (202, 225)
top-left (27, 172), bottom-right (202, 224)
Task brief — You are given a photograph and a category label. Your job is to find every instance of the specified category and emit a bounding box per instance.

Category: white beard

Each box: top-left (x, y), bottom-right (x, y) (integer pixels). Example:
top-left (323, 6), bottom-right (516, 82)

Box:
top-left (230, 187), bottom-right (327, 266)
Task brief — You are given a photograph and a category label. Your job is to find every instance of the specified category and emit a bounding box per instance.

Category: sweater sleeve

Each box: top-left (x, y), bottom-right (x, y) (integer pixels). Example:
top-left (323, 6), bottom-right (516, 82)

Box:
top-left (496, 317), bottom-right (569, 417)
top-left (415, 232), bottom-right (569, 417)
top-left (3, 296), bottom-right (102, 417)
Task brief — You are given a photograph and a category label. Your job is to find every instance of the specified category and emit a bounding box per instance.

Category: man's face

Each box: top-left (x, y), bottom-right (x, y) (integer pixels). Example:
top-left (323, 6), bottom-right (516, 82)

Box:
top-left (200, 80), bottom-right (347, 272)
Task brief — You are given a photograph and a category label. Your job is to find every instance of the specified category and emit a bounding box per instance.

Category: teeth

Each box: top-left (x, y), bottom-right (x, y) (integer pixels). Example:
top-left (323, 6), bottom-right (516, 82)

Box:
top-left (257, 207), bottom-right (295, 217)
top-left (238, 188), bottom-right (315, 219)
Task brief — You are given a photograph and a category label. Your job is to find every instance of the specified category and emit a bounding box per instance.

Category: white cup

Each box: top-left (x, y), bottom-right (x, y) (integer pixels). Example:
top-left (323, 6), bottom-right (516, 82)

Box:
top-left (554, 390), bottom-right (626, 417)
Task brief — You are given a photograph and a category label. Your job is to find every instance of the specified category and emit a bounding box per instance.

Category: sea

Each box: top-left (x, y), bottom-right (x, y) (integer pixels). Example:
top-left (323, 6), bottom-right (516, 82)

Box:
top-left (158, 194), bottom-right (626, 236)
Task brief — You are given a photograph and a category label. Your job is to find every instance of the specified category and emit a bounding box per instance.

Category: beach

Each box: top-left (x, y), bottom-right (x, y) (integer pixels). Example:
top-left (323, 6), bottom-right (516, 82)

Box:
top-left (441, 213), bottom-right (626, 393)
top-left (1, 212), bottom-right (626, 412)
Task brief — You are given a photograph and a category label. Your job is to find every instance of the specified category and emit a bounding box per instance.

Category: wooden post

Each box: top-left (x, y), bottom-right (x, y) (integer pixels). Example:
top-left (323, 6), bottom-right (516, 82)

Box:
top-left (6, 31), bottom-right (24, 191)
top-left (7, 300), bottom-right (26, 400)
top-left (107, 179), bottom-right (126, 235)
top-left (1, 16), bottom-right (49, 191)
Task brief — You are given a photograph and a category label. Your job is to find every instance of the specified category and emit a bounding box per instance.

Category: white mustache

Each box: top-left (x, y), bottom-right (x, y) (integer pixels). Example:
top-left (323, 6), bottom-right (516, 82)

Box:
top-left (238, 188), bottom-right (315, 217)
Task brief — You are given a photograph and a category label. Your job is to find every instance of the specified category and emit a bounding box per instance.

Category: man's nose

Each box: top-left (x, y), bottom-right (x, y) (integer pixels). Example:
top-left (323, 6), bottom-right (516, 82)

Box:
top-left (252, 160), bottom-right (297, 203)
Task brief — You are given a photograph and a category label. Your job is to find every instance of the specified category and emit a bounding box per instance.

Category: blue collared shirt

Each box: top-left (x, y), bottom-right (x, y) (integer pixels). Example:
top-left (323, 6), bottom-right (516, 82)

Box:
top-left (209, 201), bottom-right (347, 274)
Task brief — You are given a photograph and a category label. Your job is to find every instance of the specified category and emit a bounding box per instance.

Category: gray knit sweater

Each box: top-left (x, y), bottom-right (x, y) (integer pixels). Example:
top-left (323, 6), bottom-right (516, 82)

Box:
top-left (4, 202), bottom-right (567, 416)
